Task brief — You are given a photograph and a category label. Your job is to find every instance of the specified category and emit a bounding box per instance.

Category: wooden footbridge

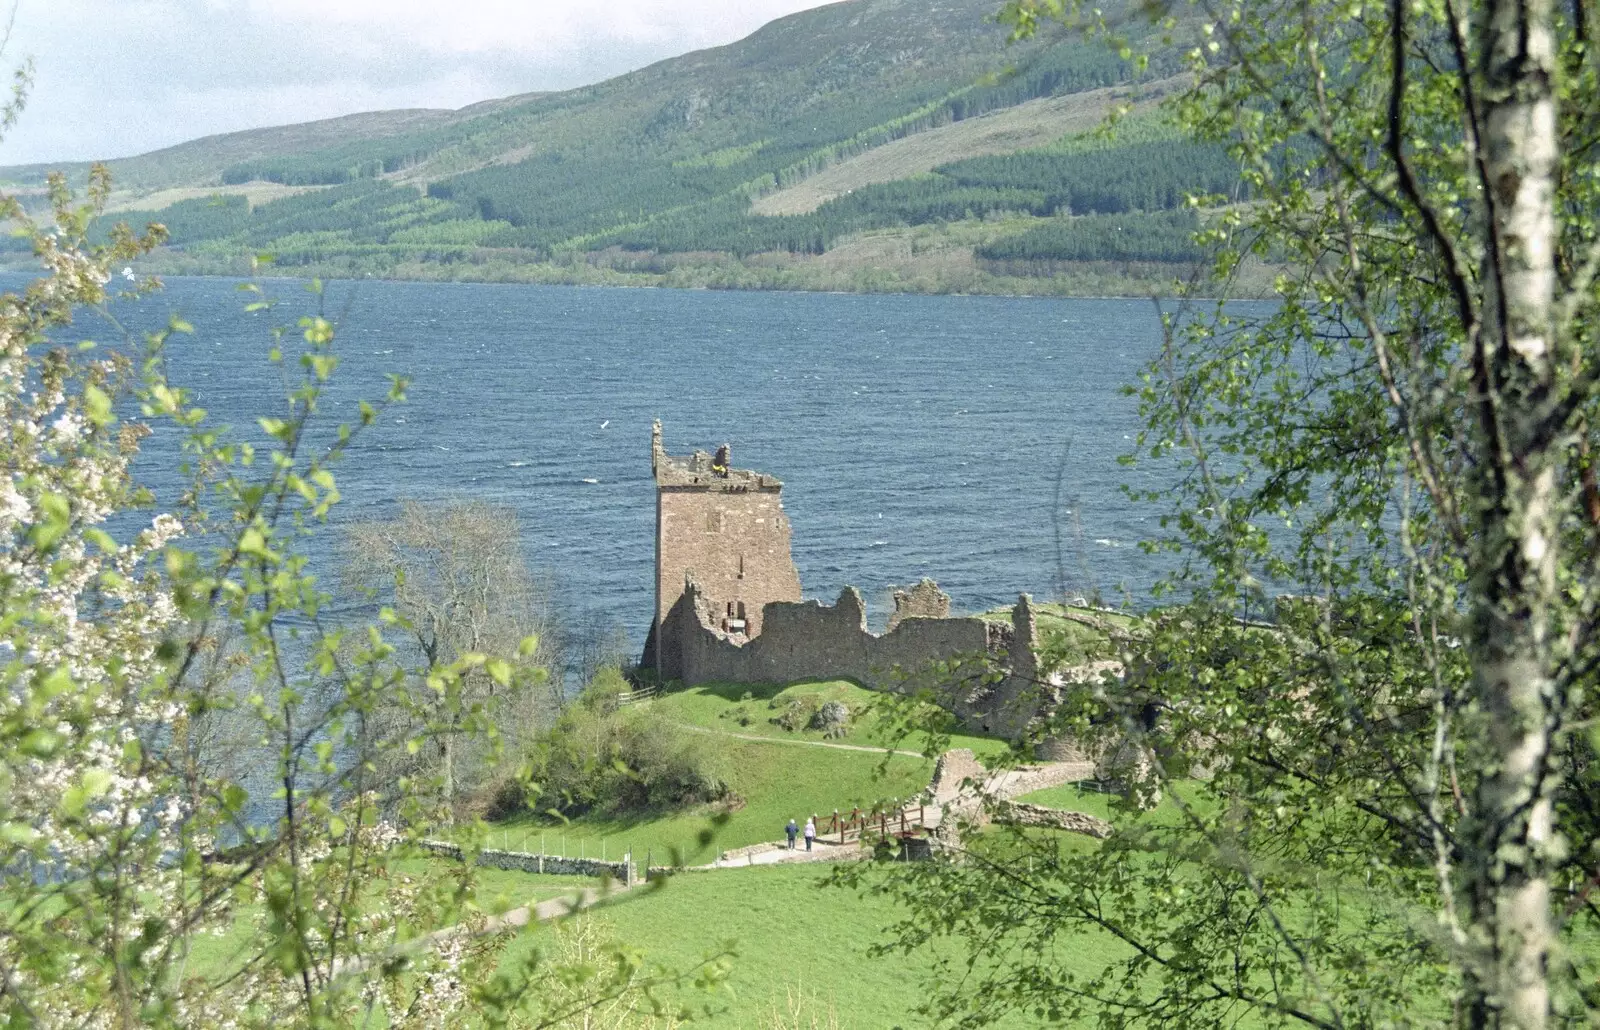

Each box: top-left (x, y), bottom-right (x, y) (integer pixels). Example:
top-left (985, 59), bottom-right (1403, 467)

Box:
top-left (815, 800), bottom-right (932, 846)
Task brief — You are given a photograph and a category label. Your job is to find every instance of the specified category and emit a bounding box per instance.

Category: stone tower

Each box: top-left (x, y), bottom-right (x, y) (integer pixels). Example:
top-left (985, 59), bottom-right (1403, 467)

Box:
top-left (644, 421), bottom-right (802, 677)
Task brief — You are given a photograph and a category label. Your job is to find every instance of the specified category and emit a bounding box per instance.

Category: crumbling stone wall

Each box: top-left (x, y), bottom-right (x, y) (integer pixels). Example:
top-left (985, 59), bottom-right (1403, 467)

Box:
top-left (1035, 660), bottom-right (1127, 761)
top-left (888, 578), bottom-right (951, 630)
top-left (661, 578), bottom-right (1048, 737)
top-left (928, 748), bottom-right (987, 803)
top-left (994, 802), bottom-right (1112, 839)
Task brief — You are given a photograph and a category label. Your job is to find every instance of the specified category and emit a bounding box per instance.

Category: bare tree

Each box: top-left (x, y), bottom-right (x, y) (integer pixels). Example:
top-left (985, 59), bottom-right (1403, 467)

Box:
top-left (344, 500), bottom-right (558, 820)
top-left (568, 610), bottom-right (634, 689)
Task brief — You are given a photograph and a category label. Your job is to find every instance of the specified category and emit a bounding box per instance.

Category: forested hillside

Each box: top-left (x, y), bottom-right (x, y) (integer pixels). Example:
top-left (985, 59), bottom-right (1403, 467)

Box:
top-left (2, 0), bottom-right (1245, 295)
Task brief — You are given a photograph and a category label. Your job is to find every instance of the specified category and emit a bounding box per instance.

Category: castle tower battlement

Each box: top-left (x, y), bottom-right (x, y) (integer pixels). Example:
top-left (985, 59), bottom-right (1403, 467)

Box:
top-left (645, 420), bottom-right (802, 678)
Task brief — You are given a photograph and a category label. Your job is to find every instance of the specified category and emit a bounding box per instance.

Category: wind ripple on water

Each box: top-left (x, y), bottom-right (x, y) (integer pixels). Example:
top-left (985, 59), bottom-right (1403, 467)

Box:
top-left (74, 279), bottom-right (1188, 645)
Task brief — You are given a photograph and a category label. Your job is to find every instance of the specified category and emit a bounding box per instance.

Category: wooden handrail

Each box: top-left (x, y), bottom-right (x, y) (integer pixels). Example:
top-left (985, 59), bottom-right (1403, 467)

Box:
top-left (614, 685), bottom-right (661, 706)
top-left (813, 801), bottom-right (929, 844)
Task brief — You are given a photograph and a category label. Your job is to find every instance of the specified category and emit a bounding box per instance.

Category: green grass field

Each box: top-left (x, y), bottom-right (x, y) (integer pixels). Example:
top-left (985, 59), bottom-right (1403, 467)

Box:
top-left (1019, 779), bottom-right (1215, 828)
top-left (493, 736), bottom-right (940, 868)
top-left (178, 859), bottom-right (604, 976)
top-left (982, 602), bottom-right (1133, 665)
top-left (1016, 781), bottom-right (1122, 820)
top-left (171, 678), bottom-right (1141, 1021)
top-left (497, 863), bottom-right (1089, 1029)
top-left (487, 681), bottom-right (1010, 867)
top-left (651, 679), bottom-right (1010, 757)
top-left (451, 682), bottom-right (1128, 1027)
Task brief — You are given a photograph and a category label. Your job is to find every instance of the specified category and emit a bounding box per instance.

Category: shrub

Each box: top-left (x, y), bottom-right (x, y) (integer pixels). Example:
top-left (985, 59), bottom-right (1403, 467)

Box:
top-left (578, 666), bottom-right (632, 712)
top-left (474, 772), bottom-right (533, 822)
top-left (523, 702), bottom-right (729, 817)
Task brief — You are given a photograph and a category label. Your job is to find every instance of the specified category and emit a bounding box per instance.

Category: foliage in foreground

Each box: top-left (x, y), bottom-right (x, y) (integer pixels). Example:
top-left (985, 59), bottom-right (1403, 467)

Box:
top-left (851, 0), bottom-right (1600, 1025)
top-left (0, 148), bottom-right (717, 1028)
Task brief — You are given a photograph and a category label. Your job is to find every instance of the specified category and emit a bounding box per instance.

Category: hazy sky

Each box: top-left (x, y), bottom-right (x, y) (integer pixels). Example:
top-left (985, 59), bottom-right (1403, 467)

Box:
top-left (2, 0), bottom-right (835, 165)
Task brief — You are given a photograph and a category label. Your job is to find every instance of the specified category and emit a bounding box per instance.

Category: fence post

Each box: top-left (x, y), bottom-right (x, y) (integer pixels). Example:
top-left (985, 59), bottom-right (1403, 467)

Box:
top-left (835, 809), bottom-right (843, 845)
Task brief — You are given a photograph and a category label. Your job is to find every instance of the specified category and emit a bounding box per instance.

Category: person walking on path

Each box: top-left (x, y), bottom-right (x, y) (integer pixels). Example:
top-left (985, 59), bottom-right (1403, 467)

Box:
top-left (785, 818), bottom-right (799, 850)
top-left (803, 816), bottom-right (816, 852)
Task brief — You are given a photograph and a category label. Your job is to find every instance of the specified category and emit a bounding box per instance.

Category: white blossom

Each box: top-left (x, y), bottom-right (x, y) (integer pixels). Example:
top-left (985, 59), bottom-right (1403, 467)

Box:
top-left (49, 411), bottom-right (83, 447)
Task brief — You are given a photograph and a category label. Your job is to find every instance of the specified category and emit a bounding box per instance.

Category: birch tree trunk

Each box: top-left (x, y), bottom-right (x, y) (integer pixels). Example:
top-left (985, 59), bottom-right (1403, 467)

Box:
top-left (1466, 0), bottom-right (1561, 1023)
top-left (442, 733), bottom-right (455, 827)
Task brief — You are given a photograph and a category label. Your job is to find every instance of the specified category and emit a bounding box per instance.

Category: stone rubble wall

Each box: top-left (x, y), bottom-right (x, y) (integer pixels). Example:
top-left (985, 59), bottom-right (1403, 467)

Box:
top-left (1035, 736), bottom-right (1097, 762)
top-left (995, 801), bottom-right (1113, 839)
top-left (418, 840), bottom-right (634, 884)
top-left (930, 748), bottom-right (1096, 806)
top-left (928, 748), bottom-right (987, 803)
top-left (663, 580), bottom-right (1047, 737)
top-left (1000, 760), bottom-right (1099, 795)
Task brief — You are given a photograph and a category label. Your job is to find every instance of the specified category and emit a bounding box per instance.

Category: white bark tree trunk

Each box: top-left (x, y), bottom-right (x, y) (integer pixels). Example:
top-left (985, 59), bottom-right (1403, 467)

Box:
top-left (1467, 0), bottom-right (1561, 1024)
top-left (442, 733), bottom-right (455, 827)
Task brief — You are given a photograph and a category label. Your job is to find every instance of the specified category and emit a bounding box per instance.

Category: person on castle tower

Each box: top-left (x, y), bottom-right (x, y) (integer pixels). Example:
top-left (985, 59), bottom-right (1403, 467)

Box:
top-left (712, 443), bottom-right (730, 477)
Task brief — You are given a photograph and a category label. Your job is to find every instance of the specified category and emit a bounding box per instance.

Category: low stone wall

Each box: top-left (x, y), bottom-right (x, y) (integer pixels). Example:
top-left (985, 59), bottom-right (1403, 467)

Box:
top-left (930, 748), bottom-right (1095, 804)
top-left (994, 802), bottom-right (1113, 839)
top-left (1001, 761), bottom-right (1098, 796)
top-left (419, 840), bottom-right (634, 885)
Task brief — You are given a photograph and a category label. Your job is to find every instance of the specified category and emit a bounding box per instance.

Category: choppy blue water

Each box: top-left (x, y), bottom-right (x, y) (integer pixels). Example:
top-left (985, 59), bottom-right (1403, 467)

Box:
top-left (80, 277), bottom-right (1174, 649)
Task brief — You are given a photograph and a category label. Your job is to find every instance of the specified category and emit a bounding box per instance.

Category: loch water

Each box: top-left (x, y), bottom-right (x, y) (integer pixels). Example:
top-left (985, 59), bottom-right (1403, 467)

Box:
top-left (91, 276), bottom-right (1175, 651)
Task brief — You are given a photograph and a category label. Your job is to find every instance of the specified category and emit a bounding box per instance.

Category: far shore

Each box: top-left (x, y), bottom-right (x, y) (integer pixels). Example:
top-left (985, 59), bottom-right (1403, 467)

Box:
top-left (6, 249), bottom-right (1278, 301)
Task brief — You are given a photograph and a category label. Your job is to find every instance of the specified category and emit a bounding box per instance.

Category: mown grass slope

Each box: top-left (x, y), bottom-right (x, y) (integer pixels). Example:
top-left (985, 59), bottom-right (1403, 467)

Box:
top-left (501, 863), bottom-right (1110, 1029)
top-left (651, 678), bottom-right (1010, 757)
top-left (492, 732), bottom-right (942, 868)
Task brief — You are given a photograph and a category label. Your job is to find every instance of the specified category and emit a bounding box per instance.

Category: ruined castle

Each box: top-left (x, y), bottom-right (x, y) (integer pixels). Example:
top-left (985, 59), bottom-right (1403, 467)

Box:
top-left (640, 422), bottom-right (1047, 737)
